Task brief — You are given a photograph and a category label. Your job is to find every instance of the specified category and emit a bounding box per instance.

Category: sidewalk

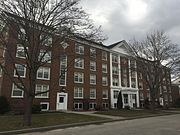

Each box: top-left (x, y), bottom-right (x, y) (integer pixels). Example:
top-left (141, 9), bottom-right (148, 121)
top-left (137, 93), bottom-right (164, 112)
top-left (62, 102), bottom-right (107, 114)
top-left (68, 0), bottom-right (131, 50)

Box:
top-left (66, 111), bottom-right (125, 120)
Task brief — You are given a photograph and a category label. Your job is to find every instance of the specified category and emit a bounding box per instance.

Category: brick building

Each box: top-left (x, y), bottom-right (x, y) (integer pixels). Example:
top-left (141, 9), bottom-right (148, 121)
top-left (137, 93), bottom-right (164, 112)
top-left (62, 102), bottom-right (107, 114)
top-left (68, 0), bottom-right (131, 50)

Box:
top-left (0, 17), bottom-right (173, 112)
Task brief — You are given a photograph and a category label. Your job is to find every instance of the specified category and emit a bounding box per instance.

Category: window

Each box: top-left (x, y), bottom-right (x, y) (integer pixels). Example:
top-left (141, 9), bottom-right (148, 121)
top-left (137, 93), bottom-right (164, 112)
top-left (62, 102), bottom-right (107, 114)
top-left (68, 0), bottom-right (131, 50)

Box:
top-left (123, 94), bottom-right (128, 104)
top-left (0, 20), bottom-right (5, 31)
top-left (102, 64), bottom-right (107, 73)
top-left (59, 55), bottom-right (67, 86)
top-left (147, 93), bottom-right (151, 100)
top-left (90, 74), bottom-right (96, 85)
top-left (90, 48), bottom-right (96, 58)
top-left (112, 54), bottom-right (118, 63)
top-left (37, 67), bottom-right (50, 80)
top-left (40, 34), bottom-right (52, 46)
top-left (131, 79), bottom-right (136, 88)
top-left (102, 76), bottom-right (108, 86)
top-left (74, 87), bottom-right (83, 98)
top-left (74, 58), bottom-right (84, 69)
top-left (163, 86), bottom-right (167, 92)
top-left (89, 103), bottom-right (96, 110)
top-left (102, 51), bottom-right (107, 61)
top-left (18, 27), bottom-right (26, 41)
top-left (113, 77), bottom-right (119, 86)
top-left (75, 44), bottom-right (84, 54)
top-left (14, 64), bottom-right (26, 77)
top-left (102, 103), bottom-right (109, 109)
top-left (140, 92), bottom-right (144, 100)
top-left (40, 102), bottom-right (49, 111)
top-left (74, 102), bottom-right (83, 110)
top-left (164, 95), bottom-right (168, 101)
top-left (139, 82), bottom-right (143, 89)
top-left (35, 84), bottom-right (49, 98)
top-left (90, 61), bottom-right (96, 71)
top-left (74, 72), bottom-right (84, 83)
top-left (114, 103), bottom-right (117, 108)
top-left (131, 71), bottom-right (136, 78)
top-left (112, 66), bottom-right (119, 75)
top-left (113, 91), bottom-right (119, 99)
top-left (16, 44), bottom-right (27, 58)
top-left (169, 95), bottom-right (172, 102)
top-left (90, 88), bottom-right (96, 99)
top-left (11, 83), bottom-right (24, 98)
top-left (39, 50), bottom-right (51, 63)
top-left (102, 89), bottom-right (108, 99)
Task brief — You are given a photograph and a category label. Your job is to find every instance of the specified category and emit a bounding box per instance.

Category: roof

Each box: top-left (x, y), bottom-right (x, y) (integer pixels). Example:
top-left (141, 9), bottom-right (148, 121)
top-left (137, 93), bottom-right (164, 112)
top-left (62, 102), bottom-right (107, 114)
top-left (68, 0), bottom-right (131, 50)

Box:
top-left (106, 40), bottom-right (125, 49)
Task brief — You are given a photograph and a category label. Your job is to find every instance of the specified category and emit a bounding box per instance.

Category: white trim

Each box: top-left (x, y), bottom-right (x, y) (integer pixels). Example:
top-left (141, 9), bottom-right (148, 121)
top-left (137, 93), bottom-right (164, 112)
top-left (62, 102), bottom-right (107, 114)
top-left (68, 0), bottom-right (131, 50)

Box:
top-left (11, 83), bottom-right (24, 98)
top-left (74, 72), bottom-right (84, 83)
top-left (40, 102), bottom-right (49, 111)
top-left (37, 67), bottom-right (50, 80)
top-left (14, 64), bottom-right (26, 78)
top-left (35, 84), bottom-right (49, 98)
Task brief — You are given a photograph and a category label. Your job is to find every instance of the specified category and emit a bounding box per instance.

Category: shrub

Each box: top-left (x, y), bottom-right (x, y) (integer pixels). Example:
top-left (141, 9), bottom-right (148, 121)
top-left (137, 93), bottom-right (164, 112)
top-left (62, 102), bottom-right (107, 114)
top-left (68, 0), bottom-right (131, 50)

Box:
top-left (175, 97), bottom-right (180, 108)
top-left (124, 105), bottom-right (130, 110)
top-left (0, 96), bottom-right (10, 114)
top-left (32, 104), bottom-right (41, 113)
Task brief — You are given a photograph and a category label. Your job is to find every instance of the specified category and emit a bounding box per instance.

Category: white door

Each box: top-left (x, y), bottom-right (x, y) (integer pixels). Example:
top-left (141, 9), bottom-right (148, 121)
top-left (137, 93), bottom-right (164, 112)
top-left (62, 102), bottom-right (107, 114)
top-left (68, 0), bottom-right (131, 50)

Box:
top-left (56, 93), bottom-right (68, 110)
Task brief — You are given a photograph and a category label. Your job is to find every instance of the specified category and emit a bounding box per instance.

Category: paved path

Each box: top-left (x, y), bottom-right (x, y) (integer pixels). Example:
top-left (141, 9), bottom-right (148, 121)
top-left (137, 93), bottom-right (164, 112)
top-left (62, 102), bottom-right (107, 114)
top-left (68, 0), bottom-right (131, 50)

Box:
top-left (66, 111), bottom-right (124, 120)
top-left (22, 114), bottom-right (180, 135)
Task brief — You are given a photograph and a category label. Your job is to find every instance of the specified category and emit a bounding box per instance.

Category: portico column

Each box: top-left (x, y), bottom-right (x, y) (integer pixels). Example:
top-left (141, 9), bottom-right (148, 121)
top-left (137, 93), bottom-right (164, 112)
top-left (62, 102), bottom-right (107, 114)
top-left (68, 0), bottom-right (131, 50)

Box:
top-left (136, 91), bottom-right (140, 108)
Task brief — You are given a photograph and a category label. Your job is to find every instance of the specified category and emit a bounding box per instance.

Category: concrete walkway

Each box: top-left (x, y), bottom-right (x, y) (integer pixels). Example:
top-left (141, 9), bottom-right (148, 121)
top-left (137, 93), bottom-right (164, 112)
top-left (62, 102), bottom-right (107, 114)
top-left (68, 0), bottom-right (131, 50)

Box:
top-left (66, 111), bottom-right (125, 120)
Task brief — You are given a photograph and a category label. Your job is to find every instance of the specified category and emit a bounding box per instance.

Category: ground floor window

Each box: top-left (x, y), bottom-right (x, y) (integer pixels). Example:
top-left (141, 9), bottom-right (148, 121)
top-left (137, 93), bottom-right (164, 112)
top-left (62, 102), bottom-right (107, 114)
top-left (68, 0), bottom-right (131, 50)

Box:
top-left (74, 102), bottom-right (83, 110)
top-left (102, 103), bottom-right (109, 109)
top-left (89, 102), bottom-right (96, 110)
top-left (114, 103), bottom-right (117, 108)
top-left (40, 102), bottom-right (49, 111)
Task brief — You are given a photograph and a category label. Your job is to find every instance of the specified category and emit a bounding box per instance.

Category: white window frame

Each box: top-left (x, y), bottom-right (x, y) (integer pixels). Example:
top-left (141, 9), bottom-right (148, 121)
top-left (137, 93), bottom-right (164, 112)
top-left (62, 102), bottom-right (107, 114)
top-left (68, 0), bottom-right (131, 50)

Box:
top-left (75, 44), bottom-right (84, 55)
top-left (74, 102), bottom-right (83, 110)
top-left (113, 90), bottom-right (119, 99)
top-left (90, 88), bottom-right (96, 99)
top-left (74, 72), bottom-right (84, 83)
top-left (89, 102), bottom-right (97, 110)
top-left (113, 77), bottom-right (119, 86)
top-left (35, 84), bottom-right (49, 98)
top-left (16, 44), bottom-right (27, 58)
top-left (112, 54), bottom-right (118, 63)
top-left (59, 55), bottom-right (67, 86)
top-left (37, 67), bottom-right (50, 80)
top-left (102, 64), bottom-right (107, 73)
top-left (102, 89), bottom-right (108, 99)
top-left (14, 64), bottom-right (26, 78)
top-left (74, 87), bottom-right (83, 99)
top-left (11, 83), bottom-right (24, 98)
top-left (112, 66), bottom-right (119, 75)
top-left (40, 102), bottom-right (49, 111)
top-left (39, 50), bottom-right (51, 63)
top-left (102, 76), bottom-right (108, 86)
top-left (90, 61), bottom-right (96, 71)
top-left (90, 48), bottom-right (96, 58)
top-left (74, 58), bottom-right (84, 69)
top-left (102, 51), bottom-right (107, 61)
top-left (90, 74), bottom-right (96, 85)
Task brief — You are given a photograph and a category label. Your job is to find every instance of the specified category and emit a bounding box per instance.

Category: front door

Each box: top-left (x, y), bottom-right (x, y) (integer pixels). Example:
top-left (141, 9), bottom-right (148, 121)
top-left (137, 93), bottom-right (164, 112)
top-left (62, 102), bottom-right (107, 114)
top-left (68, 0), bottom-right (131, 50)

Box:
top-left (56, 93), bottom-right (68, 110)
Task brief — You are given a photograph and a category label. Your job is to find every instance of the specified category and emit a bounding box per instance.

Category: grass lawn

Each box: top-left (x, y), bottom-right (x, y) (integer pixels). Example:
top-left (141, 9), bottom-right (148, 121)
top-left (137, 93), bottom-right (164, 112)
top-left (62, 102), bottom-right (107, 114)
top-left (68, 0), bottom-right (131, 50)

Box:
top-left (95, 109), bottom-right (176, 118)
top-left (0, 112), bottom-right (106, 132)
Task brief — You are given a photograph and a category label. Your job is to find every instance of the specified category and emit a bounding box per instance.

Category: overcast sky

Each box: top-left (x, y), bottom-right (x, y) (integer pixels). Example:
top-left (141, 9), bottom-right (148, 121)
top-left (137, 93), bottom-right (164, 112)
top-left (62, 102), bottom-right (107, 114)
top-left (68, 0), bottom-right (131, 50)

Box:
top-left (80, 0), bottom-right (180, 45)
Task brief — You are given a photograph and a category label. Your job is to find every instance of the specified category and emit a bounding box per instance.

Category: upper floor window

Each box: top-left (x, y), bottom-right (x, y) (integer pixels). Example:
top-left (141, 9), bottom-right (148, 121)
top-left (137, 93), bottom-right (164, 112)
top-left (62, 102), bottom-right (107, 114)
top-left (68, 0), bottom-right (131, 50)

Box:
top-left (102, 51), bottom-right (107, 61)
top-left (16, 44), bottom-right (27, 58)
top-left (102, 76), bottom-right (108, 86)
top-left (102, 89), bottom-right (108, 99)
top-left (102, 64), bottom-right (107, 73)
top-left (18, 27), bottom-right (26, 41)
top-left (74, 58), bottom-right (84, 69)
top-left (112, 65), bottom-right (119, 75)
top-left (90, 48), bottom-right (96, 58)
top-left (75, 44), bottom-right (84, 54)
top-left (113, 90), bottom-right (119, 99)
top-left (40, 34), bottom-right (52, 46)
top-left (90, 88), bottom-right (96, 99)
top-left (90, 74), bottom-right (96, 85)
top-left (11, 83), bottom-right (24, 98)
top-left (14, 64), bottom-right (26, 78)
top-left (90, 61), bottom-right (96, 71)
top-left (112, 54), bottom-right (118, 63)
top-left (74, 72), bottom-right (84, 83)
top-left (59, 55), bottom-right (67, 86)
top-left (35, 84), bottom-right (49, 98)
top-left (37, 67), bottom-right (50, 80)
top-left (74, 87), bottom-right (83, 98)
top-left (39, 50), bottom-right (51, 63)
top-left (113, 77), bottom-right (119, 86)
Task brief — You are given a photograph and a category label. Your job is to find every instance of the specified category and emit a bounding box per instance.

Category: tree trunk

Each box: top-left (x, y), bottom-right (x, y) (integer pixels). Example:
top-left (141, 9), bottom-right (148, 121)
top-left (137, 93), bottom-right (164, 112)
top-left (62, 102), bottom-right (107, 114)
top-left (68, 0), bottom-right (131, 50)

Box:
top-left (23, 95), bottom-right (33, 126)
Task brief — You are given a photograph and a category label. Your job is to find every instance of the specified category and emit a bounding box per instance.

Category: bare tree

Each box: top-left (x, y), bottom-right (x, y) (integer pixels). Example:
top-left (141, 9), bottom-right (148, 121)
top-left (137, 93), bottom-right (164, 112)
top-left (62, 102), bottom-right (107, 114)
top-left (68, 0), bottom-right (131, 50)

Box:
top-left (129, 30), bottom-right (179, 110)
top-left (0, 0), bottom-right (106, 126)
